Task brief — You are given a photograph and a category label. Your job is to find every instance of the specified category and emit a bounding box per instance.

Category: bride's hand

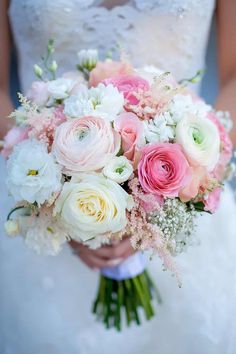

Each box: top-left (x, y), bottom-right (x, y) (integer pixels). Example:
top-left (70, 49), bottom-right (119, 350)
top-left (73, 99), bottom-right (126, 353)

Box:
top-left (70, 238), bottom-right (135, 270)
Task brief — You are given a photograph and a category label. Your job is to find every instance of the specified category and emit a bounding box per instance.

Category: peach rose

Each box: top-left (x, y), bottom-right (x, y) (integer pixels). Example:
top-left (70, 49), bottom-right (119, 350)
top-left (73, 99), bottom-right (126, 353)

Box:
top-left (89, 60), bottom-right (134, 87)
top-left (52, 116), bottom-right (121, 173)
top-left (114, 112), bottom-right (144, 162)
top-left (179, 166), bottom-right (208, 202)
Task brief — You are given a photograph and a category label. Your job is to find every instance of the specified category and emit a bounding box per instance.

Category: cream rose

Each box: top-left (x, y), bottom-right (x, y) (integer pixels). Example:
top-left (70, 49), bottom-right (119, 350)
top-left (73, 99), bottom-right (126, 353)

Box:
top-left (52, 116), bottom-right (121, 173)
top-left (53, 174), bottom-right (134, 243)
top-left (175, 114), bottom-right (220, 171)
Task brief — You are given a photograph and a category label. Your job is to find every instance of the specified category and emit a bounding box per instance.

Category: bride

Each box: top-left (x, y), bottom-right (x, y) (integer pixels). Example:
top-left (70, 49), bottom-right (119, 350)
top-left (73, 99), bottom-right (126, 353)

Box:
top-left (0, 1), bottom-right (236, 353)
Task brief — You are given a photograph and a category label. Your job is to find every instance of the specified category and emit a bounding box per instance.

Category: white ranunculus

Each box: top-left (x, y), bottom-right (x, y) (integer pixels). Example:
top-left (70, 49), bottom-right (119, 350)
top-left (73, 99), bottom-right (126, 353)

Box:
top-left (47, 78), bottom-right (75, 100)
top-left (4, 219), bottom-right (20, 237)
top-left (54, 174), bottom-right (134, 243)
top-left (64, 83), bottom-right (124, 121)
top-left (7, 139), bottom-right (62, 204)
top-left (168, 94), bottom-right (211, 124)
top-left (175, 114), bottom-right (220, 171)
top-left (144, 112), bottom-right (175, 143)
top-left (103, 156), bottom-right (133, 183)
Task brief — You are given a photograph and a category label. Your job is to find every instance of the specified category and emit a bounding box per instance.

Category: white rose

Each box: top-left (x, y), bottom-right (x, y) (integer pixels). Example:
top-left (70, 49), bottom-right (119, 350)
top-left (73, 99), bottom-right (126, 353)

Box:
top-left (175, 114), bottom-right (220, 171)
top-left (103, 156), bottom-right (133, 183)
top-left (4, 219), bottom-right (20, 237)
top-left (64, 83), bottom-right (124, 121)
top-left (47, 78), bottom-right (75, 100)
top-left (7, 139), bottom-right (62, 204)
top-left (54, 174), bottom-right (134, 243)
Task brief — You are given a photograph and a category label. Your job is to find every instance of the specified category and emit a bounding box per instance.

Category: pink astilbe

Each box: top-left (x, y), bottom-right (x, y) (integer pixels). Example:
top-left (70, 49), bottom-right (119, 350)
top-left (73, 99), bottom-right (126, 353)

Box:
top-left (28, 106), bottom-right (66, 149)
top-left (127, 178), bottom-right (180, 282)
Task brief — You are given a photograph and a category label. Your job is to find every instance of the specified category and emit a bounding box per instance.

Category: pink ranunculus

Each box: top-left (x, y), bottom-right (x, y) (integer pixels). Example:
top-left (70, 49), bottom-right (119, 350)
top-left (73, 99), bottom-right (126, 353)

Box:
top-left (89, 60), bottom-right (134, 87)
top-left (114, 112), bottom-right (144, 162)
top-left (138, 143), bottom-right (192, 197)
top-left (52, 116), bottom-right (121, 173)
top-left (179, 166), bottom-right (208, 202)
top-left (1, 126), bottom-right (29, 158)
top-left (27, 81), bottom-right (50, 106)
top-left (103, 75), bottom-right (150, 105)
top-left (204, 187), bottom-right (222, 213)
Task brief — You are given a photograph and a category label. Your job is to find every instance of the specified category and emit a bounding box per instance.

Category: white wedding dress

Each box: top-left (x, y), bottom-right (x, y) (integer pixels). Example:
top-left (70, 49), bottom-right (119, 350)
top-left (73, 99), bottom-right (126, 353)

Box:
top-left (1, 1), bottom-right (236, 353)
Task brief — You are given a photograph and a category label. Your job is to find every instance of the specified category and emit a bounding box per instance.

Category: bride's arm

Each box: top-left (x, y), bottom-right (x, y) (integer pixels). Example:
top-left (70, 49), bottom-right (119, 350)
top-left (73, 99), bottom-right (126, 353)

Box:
top-left (0, 0), bottom-right (14, 139)
top-left (216, 0), bottom-right (236, 145)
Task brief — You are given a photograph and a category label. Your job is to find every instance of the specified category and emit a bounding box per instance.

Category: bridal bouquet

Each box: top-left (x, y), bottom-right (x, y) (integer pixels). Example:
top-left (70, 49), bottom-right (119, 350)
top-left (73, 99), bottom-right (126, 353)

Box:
top-left (2, 41), bottom-right (234, 330)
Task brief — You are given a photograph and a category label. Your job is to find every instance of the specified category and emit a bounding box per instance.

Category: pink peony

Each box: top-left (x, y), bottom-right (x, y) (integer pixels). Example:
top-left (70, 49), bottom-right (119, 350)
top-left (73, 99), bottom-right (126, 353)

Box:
top-left (52, 116), bottom-right (121, 173)
top-left (103, 75), bottom-right (150, 105)
top-left (138, 143), bottom-right (192, 197)
top-left (179, 166), bottom-right (208, 202)
top-left (114, 112), bottom-right (144, 162)
top-left (204, 187), bottom-right (221, 213)
top-left (27, 81), bottom-right (50, 106)
top-left (89, 60), bottom-right (134, 87)
top-left (1, 126), bottom-right (29, 158)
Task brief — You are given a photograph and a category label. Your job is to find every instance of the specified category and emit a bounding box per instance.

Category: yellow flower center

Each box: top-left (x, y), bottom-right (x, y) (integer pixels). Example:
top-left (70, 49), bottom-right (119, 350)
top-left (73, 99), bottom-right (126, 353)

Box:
top-left (27, 169), bottom-right (39, 176)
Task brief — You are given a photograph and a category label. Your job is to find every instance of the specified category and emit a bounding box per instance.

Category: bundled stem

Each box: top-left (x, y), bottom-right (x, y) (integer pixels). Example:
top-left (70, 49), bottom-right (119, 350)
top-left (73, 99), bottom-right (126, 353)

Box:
top-left (92, 270), bottom-right (161, 331)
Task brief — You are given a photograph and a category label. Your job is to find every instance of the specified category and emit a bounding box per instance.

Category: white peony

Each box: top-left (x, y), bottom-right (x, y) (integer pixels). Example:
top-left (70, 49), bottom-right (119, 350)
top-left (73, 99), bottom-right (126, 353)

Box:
top-left (144, 112), bottom-right (175, 143)
top-left (54, 174), bottom-right (134, 243)
top-left (168, 94), bottom-right (211, 124)
top-left (175, 114), bottom-right (220, 171)
top-left (64, 83), bottom-right (124, 121)
top-left (47, 78), bottom-right (75, 100)
top-left (7, 139), bottom-right (62, 204)
top-left (23, 212), bottom-right (68, 256)
top-left (103, 156), bottom-right (133, 184)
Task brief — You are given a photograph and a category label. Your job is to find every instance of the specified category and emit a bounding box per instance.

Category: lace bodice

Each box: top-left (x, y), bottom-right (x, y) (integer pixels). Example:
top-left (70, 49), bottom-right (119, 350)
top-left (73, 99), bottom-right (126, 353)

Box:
top-left (9, 0), bottom-right (215, 93)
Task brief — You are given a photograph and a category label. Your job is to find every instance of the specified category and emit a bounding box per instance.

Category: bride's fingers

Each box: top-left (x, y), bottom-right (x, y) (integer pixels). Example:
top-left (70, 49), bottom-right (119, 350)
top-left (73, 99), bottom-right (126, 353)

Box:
top-left (93, 237), bottom-right (134, 260)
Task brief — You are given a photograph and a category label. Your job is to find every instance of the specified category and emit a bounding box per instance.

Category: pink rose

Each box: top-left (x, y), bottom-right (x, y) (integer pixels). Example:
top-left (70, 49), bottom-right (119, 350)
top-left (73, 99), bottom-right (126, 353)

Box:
top-left (179, 166), bottom-right (208, 202)
top-left (89, 60), bottom-right (134, 87)
top-left (114, 112), bottom-right (144, 162)
top-left (103, 75), bottom-right (150, 105)
top-left (1, 126), bottom-right (29, 158)
top-left (27, 81), bottom-right (50, 106)
top-left (204, 187), bottom-right (221, 213)
top-left (138, 143), bottom-right (192, 197)
top-left (52, 116), bottom-right (121, 172)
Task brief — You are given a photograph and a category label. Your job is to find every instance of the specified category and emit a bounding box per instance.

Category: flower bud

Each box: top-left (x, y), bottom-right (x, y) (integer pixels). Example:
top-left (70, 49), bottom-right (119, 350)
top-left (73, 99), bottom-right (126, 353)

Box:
top-left (4, 219), bottom-right (20, 237)
top-left (33, 64), bottom-right (43, 78)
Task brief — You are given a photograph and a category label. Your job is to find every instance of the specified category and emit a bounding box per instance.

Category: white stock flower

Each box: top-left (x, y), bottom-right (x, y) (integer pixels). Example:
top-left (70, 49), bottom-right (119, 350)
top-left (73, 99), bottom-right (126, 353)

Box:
top-left (7, 139), bottom-right (62, 204)
top-left (47, 78), bottom-right (75, 100)
top-left (54, 174), bottom-right (134, 243)
top-left (175, 114), bottom-right (220, 170)
top-left (103, 156), bottom-right (133, 183)
top-left (77, 49), bottom-right (98, 70)
top-left (23, 212), bottom-right (68, 256)
top-left (168, 94), bottom-right (211, 124)
top-left (144, 112), bottom-right (175, 143)
top-left (64, 83), bottom-right (124, 121)
top-left (4, 219), bottom-right (20, 237)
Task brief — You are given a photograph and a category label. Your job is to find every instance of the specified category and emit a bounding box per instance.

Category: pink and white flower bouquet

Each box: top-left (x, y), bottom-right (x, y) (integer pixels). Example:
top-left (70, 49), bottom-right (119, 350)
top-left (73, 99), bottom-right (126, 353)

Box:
top-left (2, 41), bottom-right (234, 330)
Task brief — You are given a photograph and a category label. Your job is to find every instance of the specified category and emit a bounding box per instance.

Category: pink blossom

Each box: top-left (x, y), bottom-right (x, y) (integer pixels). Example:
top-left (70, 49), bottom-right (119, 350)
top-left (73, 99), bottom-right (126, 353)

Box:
top-left (204, 187), bottom-right (222, 213)
top-left (138, 143), bottom-right (192, 198)
top-left (114, 112), bottom-right (144, 162)
top-left (28, 107), bottom-right (66, 148)
top-left (27, 81), bottom-right (50, 106)
top-left (52, 116), bottom-right (121, 172)
top-left (1, 126), bottom-right (29, 158)
top-left (103, 75), bottom-right (150, 105)
top-left (89, 60), bottom-right (134, 87)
